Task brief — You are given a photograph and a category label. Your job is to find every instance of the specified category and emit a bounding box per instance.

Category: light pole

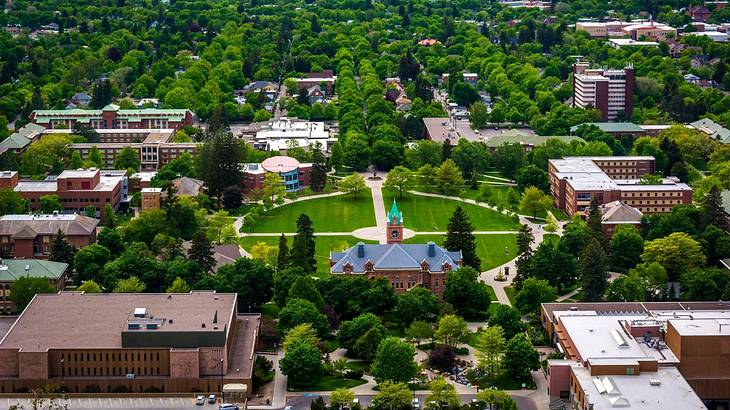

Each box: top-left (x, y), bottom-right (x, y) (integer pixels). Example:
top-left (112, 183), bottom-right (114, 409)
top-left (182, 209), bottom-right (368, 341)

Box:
top-left (219, 358), bottom-right (224, 403)
top-left (60, 358), bottom-right (65, 394)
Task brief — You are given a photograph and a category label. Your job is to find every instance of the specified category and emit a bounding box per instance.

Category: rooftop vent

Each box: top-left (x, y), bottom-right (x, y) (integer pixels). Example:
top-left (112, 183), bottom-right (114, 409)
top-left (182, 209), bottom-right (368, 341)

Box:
top-left (610, 328), bottom-right (629, 348)
top-left (649, 379), bottom-right (661, 386)
top-left (146, 323), bottom-right (158, 330)
top-left (133, 307), bottom-right (146, 318)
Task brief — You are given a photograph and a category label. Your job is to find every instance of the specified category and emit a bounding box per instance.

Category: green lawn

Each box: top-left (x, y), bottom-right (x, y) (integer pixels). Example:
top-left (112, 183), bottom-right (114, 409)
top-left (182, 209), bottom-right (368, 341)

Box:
top-left (432, 185), bottom-right (565, 221)
top-left (287, 374), bottom-right (367, 391)
top-left (248, 191), bottom-right (375, 233)
top-left (485, 285), bottom-right (498, 301)
top-left (383, 190), bottom-right (519, 232)
top-left (239, 235), bottom-right (376, 277)
top-left (504, 286), bottom-right (516, 306)
top-left (404, 234), bottom-right (517, 271)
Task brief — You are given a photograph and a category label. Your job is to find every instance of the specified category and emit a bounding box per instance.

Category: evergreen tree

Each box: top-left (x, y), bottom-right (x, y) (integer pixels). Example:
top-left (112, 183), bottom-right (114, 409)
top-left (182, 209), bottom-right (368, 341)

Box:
top-left (277, 234), bottom-right (290, 271)
top-left (49, 229), bottom-right (76, 268)
top-left (704, 187), bottom-right (727, 231)
top-left (207, 105), bottom-right (228, 134)
top-left (586, 196), bottom-right (604, 243)
top-left (513, 224), bottom-right (535, 289)
top-left (310, 145), bottom-right (328, 192)
top-left (198, 132), bottom-right (245, 204)
top-left (443, 207), bottom-right (481, 269)
top-left (516, 224), bottom-right (534, 255)
top-left (580, 237), bottom-right (608, 302)
top-left (329, 142), bottom-right (344, 171)
top-left (188, 230), bottom-right (216, 273)
top-left (291, 214), bottom-right (316, 274)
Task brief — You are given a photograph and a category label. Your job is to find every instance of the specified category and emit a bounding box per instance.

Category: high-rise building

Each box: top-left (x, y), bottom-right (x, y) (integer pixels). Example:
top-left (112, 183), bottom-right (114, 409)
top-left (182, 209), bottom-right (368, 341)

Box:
top-left (572, 63), bottom-right (634, 121)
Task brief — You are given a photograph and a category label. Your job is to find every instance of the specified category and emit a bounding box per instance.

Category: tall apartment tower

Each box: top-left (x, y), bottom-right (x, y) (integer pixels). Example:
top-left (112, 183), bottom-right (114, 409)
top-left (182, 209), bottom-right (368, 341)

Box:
top-left (572, 62), bottom-right (634, 121)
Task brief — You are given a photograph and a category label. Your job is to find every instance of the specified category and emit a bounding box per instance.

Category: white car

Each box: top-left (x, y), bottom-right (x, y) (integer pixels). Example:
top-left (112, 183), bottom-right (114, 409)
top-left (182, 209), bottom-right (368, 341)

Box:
top-left (195, 395), bottom-right (205, 405)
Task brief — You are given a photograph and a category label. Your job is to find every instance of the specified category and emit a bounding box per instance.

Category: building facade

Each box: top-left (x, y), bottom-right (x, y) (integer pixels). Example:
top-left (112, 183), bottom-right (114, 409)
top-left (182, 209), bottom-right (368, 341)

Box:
top-left (242, 156), bottom-right (312, 193)
top-left (0, 169), bottom-right (128, 218)
top-left (140, 188), bottom-right (162, 211)
top-left (0, 214), bottom-right (98, 259)
top-left (548, 156), bottom-right (692, 216)
top-left (30, 105), bottom-right (194, 131)
top-left (0, 259), bottom-right (68, 313)
top-left (0, 292), bottom-right (259, 396)
top-left (250, 118), bottom-right (336, 152)
top-left (572, 63), bottom-right (634, 121)
top-left (329, 201), bottom-right (462, 300)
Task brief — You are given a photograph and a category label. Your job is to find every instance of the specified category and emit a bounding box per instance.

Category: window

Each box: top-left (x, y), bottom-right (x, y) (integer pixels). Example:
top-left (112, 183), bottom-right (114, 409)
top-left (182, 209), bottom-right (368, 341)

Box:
top-left (626, 367), bottom-right (635, 375)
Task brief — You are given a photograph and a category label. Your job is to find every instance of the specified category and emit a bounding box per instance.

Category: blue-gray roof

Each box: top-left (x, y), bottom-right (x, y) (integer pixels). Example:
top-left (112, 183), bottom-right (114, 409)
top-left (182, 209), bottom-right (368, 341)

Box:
top-left (570, 122), bottom-right (644, 134)
top-left (690, 118), bottom-right (730, 144)
top-left (330, 243), bottom-right (462, 273)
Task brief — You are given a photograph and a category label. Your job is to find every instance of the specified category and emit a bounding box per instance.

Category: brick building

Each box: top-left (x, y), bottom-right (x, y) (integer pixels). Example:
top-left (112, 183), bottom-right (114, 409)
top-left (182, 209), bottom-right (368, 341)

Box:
top-left (541, 302), bottom-right (730, 409)
top-left (30, 105), bottom-right (193, 131)
top-left (598, 201), bottom-right (643, 239)
top-left (0, 259), bottom-right (68, 313)
top-left (0, 214), bottom-right (98, 259)
top-left (140, 188), bottom-right (162, 211)
top-left (0, 291), bottom-right (260, 396)
top-left (548, 156), bottom-right (692, 216)
top-left (572, 63), bottom-right (634, 121)
top-left (294, 70), bottom-right (337, 95)
top-left (242, 156), bottom-right (312, 193)
top-left (0, 169), bottom-right (128, 218)
top-left (330, 201), bottom-right (462, 300)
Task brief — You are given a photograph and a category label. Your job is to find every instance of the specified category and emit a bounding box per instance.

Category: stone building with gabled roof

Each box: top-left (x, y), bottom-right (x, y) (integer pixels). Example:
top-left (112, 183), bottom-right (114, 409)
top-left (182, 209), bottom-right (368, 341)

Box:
top-left (330, 200), bottom-right (462, 300)
top-left (598, 200), bottom-right (643, 239)
top-left (0, 213), bottom-right (99, 259)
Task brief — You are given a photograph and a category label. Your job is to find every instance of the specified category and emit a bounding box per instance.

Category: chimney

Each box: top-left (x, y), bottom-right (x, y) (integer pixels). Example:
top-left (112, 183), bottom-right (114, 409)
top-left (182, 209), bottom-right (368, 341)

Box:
top-left (357, 242), bottom-right (365, 258)
top-left (427, 242), bottom-right (436, 257)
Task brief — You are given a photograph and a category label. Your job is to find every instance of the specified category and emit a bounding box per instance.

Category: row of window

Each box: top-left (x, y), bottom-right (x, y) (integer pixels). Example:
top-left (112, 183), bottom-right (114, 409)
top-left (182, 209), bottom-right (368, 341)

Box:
top-left (63, 366), bottom-right (162, 377)
top-left (61, 351), bottom-right (161, 362)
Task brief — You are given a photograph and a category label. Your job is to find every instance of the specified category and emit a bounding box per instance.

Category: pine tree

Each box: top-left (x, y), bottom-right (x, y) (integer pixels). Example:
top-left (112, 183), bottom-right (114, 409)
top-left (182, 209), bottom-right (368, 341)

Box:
top-left (277, 234), bottom-right (290, 271)
top-left (291, 214), bottom-right (316, 274)
top-left (188, 231), bottom-right (216, 273)
top-left (49, 230), bottom-right (76, 268)
top-left (515, 224), bottom-right (534, 255)
top-left (329, 142), bottom-right (344, 171)
top-left (443, 207), bottom-right (481, 270)
top-left (580, 237), bottom-right (608, 302)
top-left (310, 146), bottom-right (328, 192)
top-left (704, 187), bottom-right (727, 230)
top-left (586, 196), bottom-right (604, 243)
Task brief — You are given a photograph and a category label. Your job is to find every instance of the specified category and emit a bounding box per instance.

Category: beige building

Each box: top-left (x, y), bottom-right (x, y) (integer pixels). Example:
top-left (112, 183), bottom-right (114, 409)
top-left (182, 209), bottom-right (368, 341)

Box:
top-left (140, 188), bottom-right (162, 211)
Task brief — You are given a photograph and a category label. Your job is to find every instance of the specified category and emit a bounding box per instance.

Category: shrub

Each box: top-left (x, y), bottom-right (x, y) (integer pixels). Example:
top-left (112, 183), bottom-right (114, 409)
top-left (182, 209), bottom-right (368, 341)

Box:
top-left (428, 347), bottom-right (456, 372)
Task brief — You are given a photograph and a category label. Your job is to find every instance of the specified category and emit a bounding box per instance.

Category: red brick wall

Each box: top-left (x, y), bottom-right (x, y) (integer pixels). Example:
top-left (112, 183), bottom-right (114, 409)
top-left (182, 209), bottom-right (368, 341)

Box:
top-left (0, 349), bottom-right (19, 377)
top-left (169, 349), bottom-right (200, 379)
top-left (18, 351), bottom-right (49, 380)
top-left (595, 81), bottom-right (609, 121)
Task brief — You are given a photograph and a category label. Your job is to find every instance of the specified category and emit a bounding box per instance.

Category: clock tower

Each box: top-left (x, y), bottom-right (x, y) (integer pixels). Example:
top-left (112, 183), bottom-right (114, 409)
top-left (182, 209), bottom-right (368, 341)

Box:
top-left (386, 199), bottom-right (403, 244)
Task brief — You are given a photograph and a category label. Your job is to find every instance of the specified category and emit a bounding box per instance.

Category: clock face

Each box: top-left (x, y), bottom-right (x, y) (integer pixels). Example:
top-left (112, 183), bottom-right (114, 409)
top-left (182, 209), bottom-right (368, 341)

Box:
top-left (390, 229), bottom-right (400, 238)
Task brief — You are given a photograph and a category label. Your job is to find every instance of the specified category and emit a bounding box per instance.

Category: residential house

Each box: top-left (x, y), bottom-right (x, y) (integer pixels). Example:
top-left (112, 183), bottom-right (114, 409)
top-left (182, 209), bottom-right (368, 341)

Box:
top-left (0, 213), bottom-right (99, 259)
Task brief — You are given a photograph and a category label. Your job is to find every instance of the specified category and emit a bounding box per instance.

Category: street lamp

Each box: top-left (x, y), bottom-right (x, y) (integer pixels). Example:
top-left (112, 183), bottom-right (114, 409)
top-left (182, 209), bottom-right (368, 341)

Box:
top-left (60, 358), bottom-right (65, 394)
top-left (219, 358), bottom-right (224, 403)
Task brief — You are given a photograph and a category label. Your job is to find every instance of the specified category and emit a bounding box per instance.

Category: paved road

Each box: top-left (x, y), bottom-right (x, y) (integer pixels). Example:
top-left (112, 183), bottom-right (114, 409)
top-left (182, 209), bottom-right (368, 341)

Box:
top-left (285, 393), bottom-right (537, 410)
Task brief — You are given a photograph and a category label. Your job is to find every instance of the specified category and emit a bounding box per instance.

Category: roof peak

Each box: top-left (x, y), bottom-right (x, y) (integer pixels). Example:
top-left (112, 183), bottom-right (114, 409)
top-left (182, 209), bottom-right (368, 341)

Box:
top-left (388, 199), bottom-right (403, 224)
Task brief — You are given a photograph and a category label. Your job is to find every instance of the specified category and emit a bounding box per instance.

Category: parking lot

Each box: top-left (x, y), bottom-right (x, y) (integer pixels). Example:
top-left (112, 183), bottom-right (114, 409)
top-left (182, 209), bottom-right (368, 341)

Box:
top-left (3, 396), bottom-right (224, 409)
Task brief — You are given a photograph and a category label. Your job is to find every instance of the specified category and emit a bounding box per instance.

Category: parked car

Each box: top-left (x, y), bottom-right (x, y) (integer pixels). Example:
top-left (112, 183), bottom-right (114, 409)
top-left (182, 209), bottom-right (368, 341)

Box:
top-left (412, 398), bottom-right (420, 409)
top-left (220, 404), bottom-right (239, 410)
top-left (195, 396), bottom-right (205, 405)
top-left (209, 395), bottom-right (217, 404)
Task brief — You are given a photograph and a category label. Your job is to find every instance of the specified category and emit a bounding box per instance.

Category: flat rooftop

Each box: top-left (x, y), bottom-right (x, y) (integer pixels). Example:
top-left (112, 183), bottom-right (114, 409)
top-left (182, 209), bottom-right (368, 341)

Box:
top-left (669, 317), bottom-right (730, 336)
top-left (572, 364), bottom-right (706, 410)
top-left (0, 291), bottom-right (237, 352)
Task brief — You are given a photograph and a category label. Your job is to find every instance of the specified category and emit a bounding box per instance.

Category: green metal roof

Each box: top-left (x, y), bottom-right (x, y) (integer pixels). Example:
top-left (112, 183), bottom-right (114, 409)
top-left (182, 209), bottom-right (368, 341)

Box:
top-left (388, 199), bottom-right (403, 224)
top-left (569, 122), bottom-right (644, 133)
top-left (0, 134), bottom-right (31, 150)
top-left (484, 131), bottom-right (584, 147)
top-left (0, 259), bottom-right (68, 282)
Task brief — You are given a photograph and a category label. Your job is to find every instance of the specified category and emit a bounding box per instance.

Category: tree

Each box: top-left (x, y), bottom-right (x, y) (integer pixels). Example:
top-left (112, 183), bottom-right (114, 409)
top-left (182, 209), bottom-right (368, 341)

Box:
top-left (282, 323), bottom-right (320, 352)
top-left (488, 305), bottom-right (525, 340)
top-left (393, 287), bottom-right (440, 324)
top-left (641, 232), bottom-right (706, 282)
top-left (49, 230), bottom-right (75, 267)
top-left (166, 277), bottom-right (191, 293)
top-left (370, 382), bottom-right (412, 410)
top-left (580, 237), bottom-right (608, 302)
top-left (476, 389), bottom-right (517, 410)
top-left (515, 278), bottom-right (557, 315)
top-left (354, 327), bottom-right (386, 360)
top-left (188, 231), bottom-right (216, 273)
top-left (442, 207), bottom-right (481, 270)
top-left (103, 204), bottom-right (117, 228)
top-left (476, 325), bottom-right (506, 380)
top-left (73, 244), bottom-right (112, 284)
top-left (212, 258), bottom-right (274, 311)
top-left (77, 280), bottom-right (102, 293)
top-left (339, 173), bottom-right (367, 198)
top-left (681, 267), bottom-right (730, 301)
top-left (405, 320), bottom-right (433, 345)
top-left (0, 188), bottom-right (28, 216)
top-left (88, 146), bottom-right (104, 169)
top-left (338, 313), bottom-right (387, 352)
top-left (434, 314), bottom-right (468, 348)
top-left (10, 276), bottom-right (55, 313)
top-left (310, 146), bottom-right (328, 192)
top-left (262, 172), bottom-right (285, 203)
top-left (515, 165), bottom-right (549, 193)
top-left (291, 214), bottom-right (316, 274)
top-left (330, 142), bottom-right (344, 171)
top-left (276, 234), bottom-right (290, 271)
top-left (609, 225), bottom-right (644, 270)
top-left (704, 187), bottom-right (728, 230)
top-left (273, 267), bottom-right (307, 307)
top-left (288, 276), bottom-right (325, 309)
top-left (469, 102), bottom-right (489, 129)
top-left (372, 140), bottom-right (404, 171)
top-left (383, 166), bottom-right (413, 199)
top-left (39, 195), bottom-right (62, 214)
top-left (205, 211), bottom-right (237, 245)
top-left (605, 274), bottom-right (645, 302)
top-left (425, 377), bottom-right (459, 409)
top-left (503, 334), bottom-right (540, 380)
top-left (435, 159), bottom-right (464, 195)
top-left (114, 146), bottom-right (141, 172)
top-left (222, 185), bottom-right (242, 210)
top-left (443, 267), bottom-right (490, 318)
top-left (560, 217), bottom-right (592, 256)
top-left (198, 132), bottom-right (245, 203)
top-left (113, 276), bottom-right (146, 293)
top-left (278, 298), bottom-right (329, 337)
top-left (519, 186), bottom-right (552, 219)
top-left (280, 338), bottom-right (323, 386)
top-left (492, 143), bottom-right (526, 179)
top-left (371, 337), bottom-right (418, 383)
top-left (329, 388), bottom-right (355, 410)
top-left (586, 196), bottom-right (604, 242)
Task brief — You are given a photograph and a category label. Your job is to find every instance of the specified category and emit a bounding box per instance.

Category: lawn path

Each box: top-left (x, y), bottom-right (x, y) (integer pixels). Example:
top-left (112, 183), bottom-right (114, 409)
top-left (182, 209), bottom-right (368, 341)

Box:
top-left (365, 174), bottom-right (388, 244)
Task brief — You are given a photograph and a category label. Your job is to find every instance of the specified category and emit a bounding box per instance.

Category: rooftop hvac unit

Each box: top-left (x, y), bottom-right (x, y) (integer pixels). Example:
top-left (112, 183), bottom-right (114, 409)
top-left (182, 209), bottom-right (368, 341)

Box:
top-left (649, 379), bottom-right (661, 386)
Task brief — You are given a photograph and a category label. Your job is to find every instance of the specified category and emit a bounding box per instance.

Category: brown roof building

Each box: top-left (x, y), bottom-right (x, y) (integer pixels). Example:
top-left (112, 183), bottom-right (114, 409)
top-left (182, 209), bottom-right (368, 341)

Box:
top-left (0, 291), bottom-right (260, 396)
top-left (0, 214), bottom-right (98, 259)
top-left (598, 200), bottom-right (643, 239)
top-left (423, 118), bottom-right (459, 144)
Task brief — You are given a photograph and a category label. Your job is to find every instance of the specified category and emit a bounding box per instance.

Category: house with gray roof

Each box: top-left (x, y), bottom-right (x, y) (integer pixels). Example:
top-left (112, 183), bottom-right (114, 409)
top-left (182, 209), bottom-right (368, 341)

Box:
top-left (0, 258), bottom-right (68, 313)
top-left (598, 200), bottom-right (643, 238)
top-left (330, 201), bottom-right (462, 300)
top-left (0, 123), bottom-right (45, 154)
top-left (0, 214), bottom-right (99, 259)
top-left (690, 118), bottom-right (730, 144)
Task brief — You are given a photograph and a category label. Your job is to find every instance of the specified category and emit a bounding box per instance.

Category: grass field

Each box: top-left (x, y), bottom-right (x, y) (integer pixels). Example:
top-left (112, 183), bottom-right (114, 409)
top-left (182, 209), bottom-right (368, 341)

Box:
top-left (239, 235), bottom-right (376, 276)
top-left (382, 190), bottom-right (520, 232)
top-left (504, 286), bottom-right (517, 305)
top-left (248, 191), bottom-right (375, 233)
top-left (403, 234), bottom-right (517, 271)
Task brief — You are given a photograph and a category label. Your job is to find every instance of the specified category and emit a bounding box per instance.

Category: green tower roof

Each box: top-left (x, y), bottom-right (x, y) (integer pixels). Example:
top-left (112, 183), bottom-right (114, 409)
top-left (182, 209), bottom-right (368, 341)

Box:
top-left (388, 199), bottom-right (403, 224)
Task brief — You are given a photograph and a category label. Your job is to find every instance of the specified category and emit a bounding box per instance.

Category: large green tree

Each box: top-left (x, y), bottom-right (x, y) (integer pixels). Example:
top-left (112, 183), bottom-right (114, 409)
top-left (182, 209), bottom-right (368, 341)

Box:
top-left (442, 206), bottom-right (480, 269)
top-left (580, 237), bottom-right (608, 302)
top-left (10, 276), bottom-right (55, 313)
top-left (443, 266), bottom-right (490, 318)
top-left (371, 337), bottom-right (418, 383)
top-left (503, 334), bottom-right (540, 380)
top-left (291, 214), bottom-right (316, 274)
